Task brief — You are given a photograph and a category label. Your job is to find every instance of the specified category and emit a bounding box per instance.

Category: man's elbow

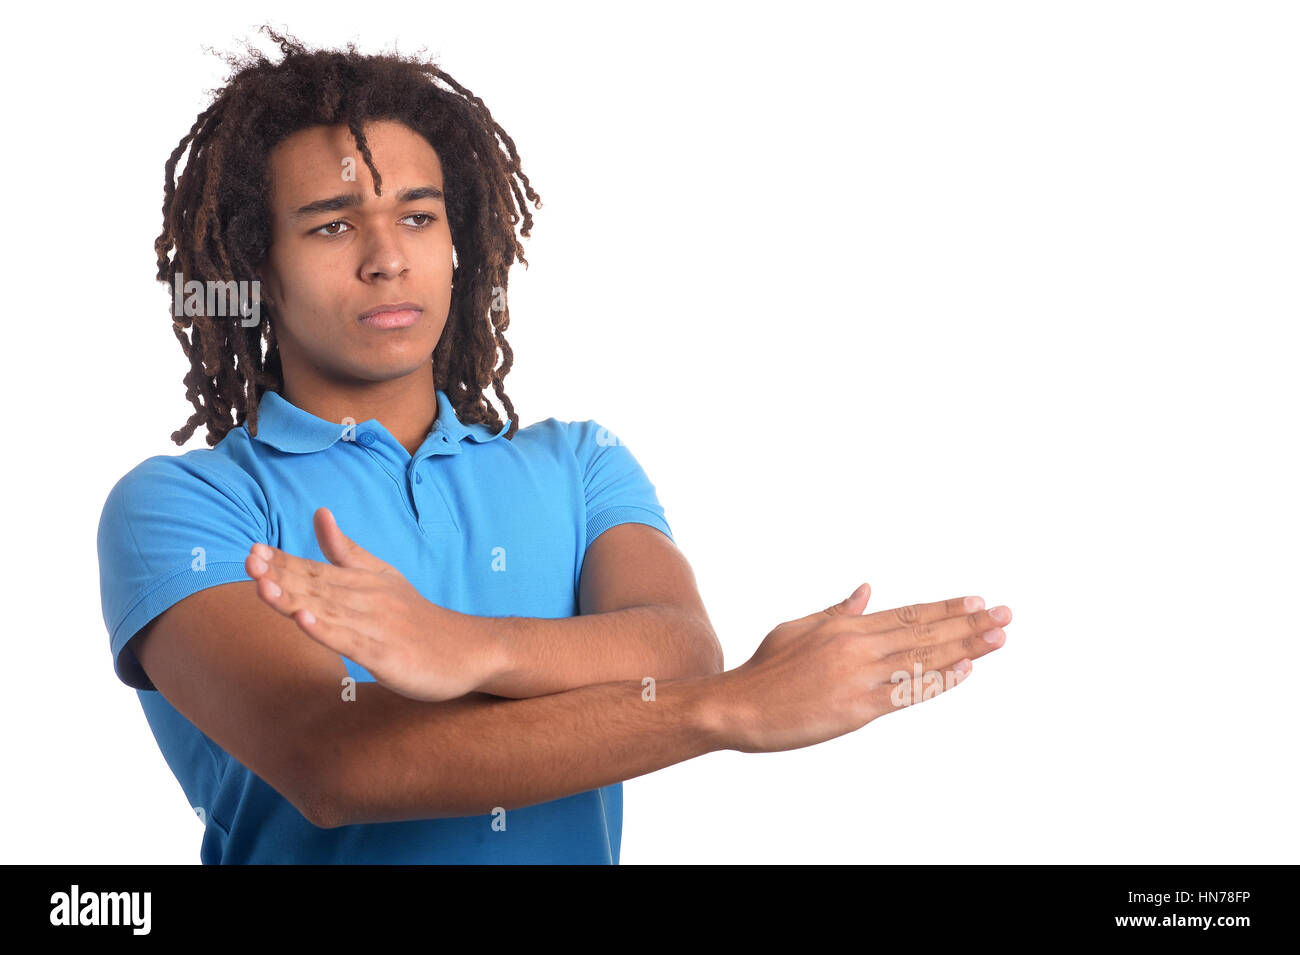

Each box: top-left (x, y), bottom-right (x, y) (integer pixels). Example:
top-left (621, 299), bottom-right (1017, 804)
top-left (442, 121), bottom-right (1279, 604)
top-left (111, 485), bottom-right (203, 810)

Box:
top-left (641, 605), bottom-right (723, 679)
top-left (304, 790), bottom-right (348, 830)
top-left (292, 754), bottom-right (352, 830)
top-left (682, 615), bottom-right (725, 677)
top-left (698, 642), bottom-right (725, 677)
top-left (691, 655), bottom-right (724, 679)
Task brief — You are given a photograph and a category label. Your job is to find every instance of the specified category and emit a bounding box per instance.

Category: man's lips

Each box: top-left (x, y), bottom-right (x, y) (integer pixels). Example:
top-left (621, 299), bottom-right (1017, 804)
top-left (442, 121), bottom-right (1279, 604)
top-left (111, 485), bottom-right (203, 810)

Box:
top-left (359, 302), bottom-right (423, 329)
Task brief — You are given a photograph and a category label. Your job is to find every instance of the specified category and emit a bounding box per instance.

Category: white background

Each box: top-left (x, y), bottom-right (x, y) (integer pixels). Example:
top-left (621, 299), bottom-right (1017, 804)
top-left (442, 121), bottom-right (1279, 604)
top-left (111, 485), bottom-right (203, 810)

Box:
top-left (2, 1), bottom-right (1296, 863)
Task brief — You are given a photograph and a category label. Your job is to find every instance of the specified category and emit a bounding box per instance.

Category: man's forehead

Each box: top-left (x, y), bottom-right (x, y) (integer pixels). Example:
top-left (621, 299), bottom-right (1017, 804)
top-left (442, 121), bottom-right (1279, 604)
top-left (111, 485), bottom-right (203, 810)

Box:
top-left (268, 121), bottom-right (441, 200)
top-left (271, 118), bottom-right (435, 157)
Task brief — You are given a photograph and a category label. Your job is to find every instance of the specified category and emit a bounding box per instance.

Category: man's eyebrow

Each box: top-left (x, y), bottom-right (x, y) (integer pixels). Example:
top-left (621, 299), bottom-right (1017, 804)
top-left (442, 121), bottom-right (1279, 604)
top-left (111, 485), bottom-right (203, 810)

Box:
top-left (289, 185), bottom-right (445, 221)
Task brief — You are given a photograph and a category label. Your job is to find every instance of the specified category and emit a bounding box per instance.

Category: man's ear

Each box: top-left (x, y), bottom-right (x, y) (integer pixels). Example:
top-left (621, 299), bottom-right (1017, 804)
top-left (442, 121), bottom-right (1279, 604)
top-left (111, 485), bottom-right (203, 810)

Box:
top-left (253, 264), bottom-right (275, 306)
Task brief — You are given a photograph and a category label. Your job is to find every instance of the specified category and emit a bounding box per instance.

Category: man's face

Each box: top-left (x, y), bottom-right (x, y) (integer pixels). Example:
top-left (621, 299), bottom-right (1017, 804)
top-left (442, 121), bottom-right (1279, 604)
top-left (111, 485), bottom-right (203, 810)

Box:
top-left (259, 119), bottom-right (453, 392)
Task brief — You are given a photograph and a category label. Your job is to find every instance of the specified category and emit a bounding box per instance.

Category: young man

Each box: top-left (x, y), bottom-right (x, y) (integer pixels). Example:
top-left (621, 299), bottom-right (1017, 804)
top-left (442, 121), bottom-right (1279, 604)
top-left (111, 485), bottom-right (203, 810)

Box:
top-left (97, 28), bottom-right (1011, 863)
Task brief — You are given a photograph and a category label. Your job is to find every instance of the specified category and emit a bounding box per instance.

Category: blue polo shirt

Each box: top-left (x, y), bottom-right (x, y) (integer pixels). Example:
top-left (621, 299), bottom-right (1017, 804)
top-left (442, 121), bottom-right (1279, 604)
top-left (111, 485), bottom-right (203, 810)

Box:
top-left (96, 387), bottom-right (674, 864)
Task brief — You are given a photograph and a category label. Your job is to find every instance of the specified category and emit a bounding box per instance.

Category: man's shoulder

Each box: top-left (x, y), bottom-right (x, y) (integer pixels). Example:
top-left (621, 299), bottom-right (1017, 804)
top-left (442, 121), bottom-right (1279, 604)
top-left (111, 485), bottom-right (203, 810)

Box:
top-left (96, 442), bottom-right (272, 691)
top-left (505, 415), bottom-right (583, 458)
top-left (513, 415), bottom-right (617, 454)
top-left (98, 442), bottom-right (266, 533)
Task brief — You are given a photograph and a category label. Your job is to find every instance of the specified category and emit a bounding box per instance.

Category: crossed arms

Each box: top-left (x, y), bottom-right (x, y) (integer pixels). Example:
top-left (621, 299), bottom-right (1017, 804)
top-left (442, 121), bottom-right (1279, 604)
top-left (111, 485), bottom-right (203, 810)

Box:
top-left (132, 517), bottom-right (728, 827)
top-left (132, 508), bottom-right (1012, 827)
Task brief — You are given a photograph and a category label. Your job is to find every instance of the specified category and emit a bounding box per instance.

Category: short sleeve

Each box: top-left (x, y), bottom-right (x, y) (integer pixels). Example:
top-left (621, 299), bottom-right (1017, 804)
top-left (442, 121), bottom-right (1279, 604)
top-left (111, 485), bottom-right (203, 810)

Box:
top-left (96, 455), bottom-right (270, 691)
top-left (564, 419), bottom-right (674, 554)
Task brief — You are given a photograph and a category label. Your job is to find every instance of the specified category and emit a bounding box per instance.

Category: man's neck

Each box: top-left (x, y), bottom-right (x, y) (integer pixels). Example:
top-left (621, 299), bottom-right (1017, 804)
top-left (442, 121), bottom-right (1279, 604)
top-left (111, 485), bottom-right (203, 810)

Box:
top-left (280, 372), bottom-right (440, 458)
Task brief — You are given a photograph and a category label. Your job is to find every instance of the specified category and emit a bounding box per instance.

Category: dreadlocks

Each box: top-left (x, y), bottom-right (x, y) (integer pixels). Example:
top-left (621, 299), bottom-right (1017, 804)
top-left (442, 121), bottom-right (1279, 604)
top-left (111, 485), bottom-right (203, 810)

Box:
top-left (155, 25), bottom-right (539, 446)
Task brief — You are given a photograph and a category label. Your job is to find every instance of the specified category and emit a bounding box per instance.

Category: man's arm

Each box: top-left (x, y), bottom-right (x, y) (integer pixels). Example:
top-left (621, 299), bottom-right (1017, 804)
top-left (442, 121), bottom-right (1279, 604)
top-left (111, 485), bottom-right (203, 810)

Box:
top-left (245, 516), bottom-right (725, 701)
top-left (131, 579), bottom-right (732, 829)
top-left (320, 676), bottom-right (725, 826)
top-left (481, 606), bottom-right (720, 700)
top-left (134, 576), bottom-right (1006, 830)
top-left (478, 522), bottom-right (725, 698)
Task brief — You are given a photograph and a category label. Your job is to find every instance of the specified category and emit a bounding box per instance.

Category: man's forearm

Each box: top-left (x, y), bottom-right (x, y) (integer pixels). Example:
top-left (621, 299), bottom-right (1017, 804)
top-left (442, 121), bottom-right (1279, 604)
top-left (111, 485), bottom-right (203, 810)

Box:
top-left (448, 604), bottom-right (724, 698)
top-left (315, 671), bottom-right (735, 828)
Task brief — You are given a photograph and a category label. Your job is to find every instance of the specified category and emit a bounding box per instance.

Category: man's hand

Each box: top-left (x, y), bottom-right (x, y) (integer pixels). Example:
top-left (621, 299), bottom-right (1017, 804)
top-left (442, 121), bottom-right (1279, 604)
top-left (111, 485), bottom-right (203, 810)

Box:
top-left (244, 507), bottom-right (508, 702)
top-left (712, 584), bottom-right (1011, 753)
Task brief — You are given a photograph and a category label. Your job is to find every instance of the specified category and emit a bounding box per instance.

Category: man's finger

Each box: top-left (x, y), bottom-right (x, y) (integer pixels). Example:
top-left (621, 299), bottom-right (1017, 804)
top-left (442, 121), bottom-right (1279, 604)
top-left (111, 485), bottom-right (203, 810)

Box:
top-left (249, 540), bottom-right (365, 594)
top-left (848, 595), bottom-right (987, 635)
top-left (871, 604), bottom-right (1011, 658)
top-left (820, 582), bottom-right (872, 617)
top-left (314, 507), bottom-right (391, 572)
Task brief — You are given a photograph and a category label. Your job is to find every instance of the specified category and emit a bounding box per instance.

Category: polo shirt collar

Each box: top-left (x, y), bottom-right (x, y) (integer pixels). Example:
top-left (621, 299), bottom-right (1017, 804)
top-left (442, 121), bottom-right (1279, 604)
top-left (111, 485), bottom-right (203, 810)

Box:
top-left (432, 388), bottom-right (513, 446)
top-left (249, 388), bottom-right (511, 454)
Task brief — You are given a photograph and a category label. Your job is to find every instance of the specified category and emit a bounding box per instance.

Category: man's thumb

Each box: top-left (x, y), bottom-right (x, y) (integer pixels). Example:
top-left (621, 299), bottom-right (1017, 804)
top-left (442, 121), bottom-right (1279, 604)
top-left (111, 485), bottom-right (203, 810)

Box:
top-left (315, 507), bottom-right (388, 571)
top-left (822, 582), bottom-right (871, 617)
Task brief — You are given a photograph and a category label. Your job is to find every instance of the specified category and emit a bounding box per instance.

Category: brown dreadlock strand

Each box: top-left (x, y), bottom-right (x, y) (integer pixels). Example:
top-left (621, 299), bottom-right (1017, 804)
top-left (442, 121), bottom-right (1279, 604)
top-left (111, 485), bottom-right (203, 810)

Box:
top-left (155, 24), bottom-right (540, 447)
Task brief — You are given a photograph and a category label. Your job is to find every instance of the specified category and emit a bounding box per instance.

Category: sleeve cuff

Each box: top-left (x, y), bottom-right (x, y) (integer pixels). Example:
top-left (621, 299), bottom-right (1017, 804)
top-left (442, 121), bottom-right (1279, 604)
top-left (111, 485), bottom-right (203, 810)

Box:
top-left (109, 560), bottom-right (255, 691)
top-left (586, 506), bottom-right (675, 550)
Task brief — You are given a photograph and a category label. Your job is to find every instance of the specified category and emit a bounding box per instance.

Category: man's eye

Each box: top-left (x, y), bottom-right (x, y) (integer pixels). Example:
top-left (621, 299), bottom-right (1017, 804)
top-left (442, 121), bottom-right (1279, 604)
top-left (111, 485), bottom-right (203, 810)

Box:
top-left (315, 220), bottom-right (350, 236)
top-left (403, 213), bottom-right (437, 227)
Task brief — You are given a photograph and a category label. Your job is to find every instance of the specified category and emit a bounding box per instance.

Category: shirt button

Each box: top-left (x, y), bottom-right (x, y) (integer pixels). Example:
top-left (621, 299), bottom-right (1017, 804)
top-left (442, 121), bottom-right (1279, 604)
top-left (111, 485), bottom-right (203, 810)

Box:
top-left (358, 431), bottom-right (376, 447)
top-left (415, 473), bottom-right (423, 483)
